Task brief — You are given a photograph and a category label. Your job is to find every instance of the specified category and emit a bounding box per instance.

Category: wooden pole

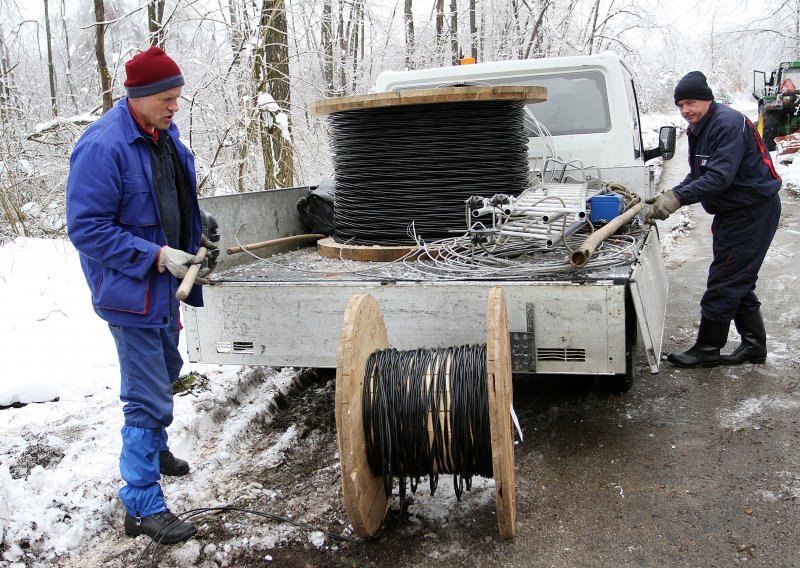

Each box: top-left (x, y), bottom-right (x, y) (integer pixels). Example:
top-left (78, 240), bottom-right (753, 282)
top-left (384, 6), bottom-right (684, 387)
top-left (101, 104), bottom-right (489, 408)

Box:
top-left (226, 233), bottom-right (325, 255)
top-left (175, 246), bottom-right (207, 301)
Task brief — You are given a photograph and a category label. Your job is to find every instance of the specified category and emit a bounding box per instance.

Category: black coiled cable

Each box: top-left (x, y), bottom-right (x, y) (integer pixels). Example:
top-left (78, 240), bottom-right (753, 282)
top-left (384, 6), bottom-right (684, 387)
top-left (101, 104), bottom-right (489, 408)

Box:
top-left (329, 101), bottom-right (530, 245)
top-left (362, 344), bottom-right (493, 502)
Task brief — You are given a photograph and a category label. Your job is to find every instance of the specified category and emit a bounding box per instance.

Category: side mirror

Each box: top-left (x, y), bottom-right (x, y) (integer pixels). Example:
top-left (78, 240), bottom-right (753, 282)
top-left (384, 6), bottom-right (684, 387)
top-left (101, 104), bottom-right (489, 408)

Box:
top-left (658, 126), bottom-right (676, 161)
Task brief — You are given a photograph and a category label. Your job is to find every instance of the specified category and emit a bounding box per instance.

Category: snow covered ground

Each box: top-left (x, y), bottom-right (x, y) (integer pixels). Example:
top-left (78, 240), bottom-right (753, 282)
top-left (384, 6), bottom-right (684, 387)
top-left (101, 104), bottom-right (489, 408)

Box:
top-left (2, 105), bottom-right (796, 565)
top-left (0, 237), bottom-right (314, 565)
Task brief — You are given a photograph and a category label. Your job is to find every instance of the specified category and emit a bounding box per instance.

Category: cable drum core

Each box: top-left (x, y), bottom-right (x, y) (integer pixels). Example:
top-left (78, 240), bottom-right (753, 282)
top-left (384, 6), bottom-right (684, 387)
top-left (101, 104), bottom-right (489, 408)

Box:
top-left (362, 345), bottom-right (493, 500)
top-left (329, 100), bottom-right (530, 245)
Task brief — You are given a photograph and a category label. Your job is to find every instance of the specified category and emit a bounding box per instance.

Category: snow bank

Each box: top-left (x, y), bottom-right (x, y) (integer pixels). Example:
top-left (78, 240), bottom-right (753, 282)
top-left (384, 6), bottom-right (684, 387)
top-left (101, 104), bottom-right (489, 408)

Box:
top-left (0, 236), bottom-right (310, 565)
top-left (0, 238), bottom-right (118, 406)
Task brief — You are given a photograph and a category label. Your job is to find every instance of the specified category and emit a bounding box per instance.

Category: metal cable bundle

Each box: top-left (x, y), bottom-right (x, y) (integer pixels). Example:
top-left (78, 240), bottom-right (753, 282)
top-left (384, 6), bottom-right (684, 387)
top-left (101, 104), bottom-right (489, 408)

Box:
top-left (362, 344), bottom-right (492, 501)
top-left (329, 101), bottom-right (530, 245)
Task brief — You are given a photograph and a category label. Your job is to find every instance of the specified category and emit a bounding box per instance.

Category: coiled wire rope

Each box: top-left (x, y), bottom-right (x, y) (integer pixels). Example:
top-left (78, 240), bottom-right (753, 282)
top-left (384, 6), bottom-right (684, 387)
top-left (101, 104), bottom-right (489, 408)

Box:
top-left (361, 344), bottom-right (493, 502)
top-left (329, 101), bottom-right (530, 245)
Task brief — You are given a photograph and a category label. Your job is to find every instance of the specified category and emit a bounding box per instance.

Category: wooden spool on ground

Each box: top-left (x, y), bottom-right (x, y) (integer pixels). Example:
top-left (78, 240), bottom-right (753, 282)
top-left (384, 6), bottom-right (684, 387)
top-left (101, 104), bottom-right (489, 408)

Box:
top-left (335, 287), bottom-right (516, 539)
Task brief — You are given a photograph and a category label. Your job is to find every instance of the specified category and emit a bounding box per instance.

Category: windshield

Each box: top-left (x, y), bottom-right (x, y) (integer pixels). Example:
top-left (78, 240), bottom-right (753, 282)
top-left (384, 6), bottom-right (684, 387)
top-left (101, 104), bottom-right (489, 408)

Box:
top-left (484, 71), bottom-right (611, 137)
top-left (781, 67), bottom-right (800, 91)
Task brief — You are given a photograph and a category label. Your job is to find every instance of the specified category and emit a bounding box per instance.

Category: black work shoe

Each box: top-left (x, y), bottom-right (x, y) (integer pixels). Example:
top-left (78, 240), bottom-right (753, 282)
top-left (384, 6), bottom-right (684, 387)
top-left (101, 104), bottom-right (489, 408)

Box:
top-left (159, 450), bottom-right (190, 477)
top-left (667, 317), bottom-right (730, 368)
top-left (124, 510), bottom-right (197, 544)
top-left (721, 309), bottom-right (767, 365)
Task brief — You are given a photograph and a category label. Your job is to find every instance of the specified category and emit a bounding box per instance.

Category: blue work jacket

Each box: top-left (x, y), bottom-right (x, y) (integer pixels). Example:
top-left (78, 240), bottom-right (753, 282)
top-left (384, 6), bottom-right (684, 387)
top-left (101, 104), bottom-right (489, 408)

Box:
top-left (673, 102), bottom-right (781, 214)
top-left (66, 99), bottom-right (203, 328)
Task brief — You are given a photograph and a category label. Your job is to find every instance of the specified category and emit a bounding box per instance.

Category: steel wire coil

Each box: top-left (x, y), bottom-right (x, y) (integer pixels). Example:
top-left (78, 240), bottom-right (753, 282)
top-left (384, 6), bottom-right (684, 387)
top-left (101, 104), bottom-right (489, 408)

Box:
top-left (329, 101), bottom-right (530, 245)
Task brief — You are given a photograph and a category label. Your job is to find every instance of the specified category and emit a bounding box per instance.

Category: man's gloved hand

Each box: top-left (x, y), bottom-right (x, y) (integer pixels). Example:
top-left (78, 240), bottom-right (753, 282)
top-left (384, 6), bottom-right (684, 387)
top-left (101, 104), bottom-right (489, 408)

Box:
top-left (157, 246), bottom-right (202, 279)
top-left (645, 189), bottom-right (681, 222)
top-left (200, 210), bottom-right (220, 273)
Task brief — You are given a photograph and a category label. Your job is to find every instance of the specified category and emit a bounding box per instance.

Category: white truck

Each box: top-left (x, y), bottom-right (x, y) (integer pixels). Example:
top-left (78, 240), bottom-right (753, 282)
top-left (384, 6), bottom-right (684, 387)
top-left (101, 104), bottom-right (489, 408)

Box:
top-left (183, 52), bottom-right (676, 391)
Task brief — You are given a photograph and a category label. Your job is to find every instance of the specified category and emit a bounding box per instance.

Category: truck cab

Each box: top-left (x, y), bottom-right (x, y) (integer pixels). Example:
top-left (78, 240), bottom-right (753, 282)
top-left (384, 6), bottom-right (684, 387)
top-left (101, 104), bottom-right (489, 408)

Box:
top-left (376, 52), bottom-right (660, 198)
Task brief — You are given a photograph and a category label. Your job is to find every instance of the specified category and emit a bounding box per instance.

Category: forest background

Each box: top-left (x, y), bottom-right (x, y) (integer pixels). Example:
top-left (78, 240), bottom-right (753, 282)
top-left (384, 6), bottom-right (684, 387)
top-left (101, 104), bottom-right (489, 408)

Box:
top-left (0, 0), bottom-right (794, 241)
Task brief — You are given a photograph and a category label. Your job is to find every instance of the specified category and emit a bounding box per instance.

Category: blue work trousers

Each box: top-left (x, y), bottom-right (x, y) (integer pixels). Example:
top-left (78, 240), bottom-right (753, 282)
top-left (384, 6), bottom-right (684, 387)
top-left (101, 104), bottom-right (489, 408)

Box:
top-left (109, 318), bottom-right (183, 517)
top-left (701, 193), bottom-right (781, 323)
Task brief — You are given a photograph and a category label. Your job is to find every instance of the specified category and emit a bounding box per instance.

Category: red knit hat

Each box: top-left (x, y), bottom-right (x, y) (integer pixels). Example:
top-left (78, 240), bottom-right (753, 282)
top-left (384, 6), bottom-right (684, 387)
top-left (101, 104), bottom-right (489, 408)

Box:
top-left (124, 46), bottom-right (184, 98)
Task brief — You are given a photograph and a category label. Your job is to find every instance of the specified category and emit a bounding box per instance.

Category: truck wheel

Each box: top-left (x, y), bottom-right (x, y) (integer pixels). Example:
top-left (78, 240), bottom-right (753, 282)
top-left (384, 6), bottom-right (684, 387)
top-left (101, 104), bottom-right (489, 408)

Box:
top-left (761, 111), bottom-right (782, 151)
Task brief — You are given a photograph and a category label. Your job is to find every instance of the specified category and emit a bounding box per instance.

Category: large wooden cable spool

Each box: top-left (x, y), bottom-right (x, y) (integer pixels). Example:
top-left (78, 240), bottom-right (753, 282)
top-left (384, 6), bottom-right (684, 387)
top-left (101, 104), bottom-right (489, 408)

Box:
top-left (311, 86), bottom-right (547, 259)
top-left (334, 287), bottom-right (516, 539)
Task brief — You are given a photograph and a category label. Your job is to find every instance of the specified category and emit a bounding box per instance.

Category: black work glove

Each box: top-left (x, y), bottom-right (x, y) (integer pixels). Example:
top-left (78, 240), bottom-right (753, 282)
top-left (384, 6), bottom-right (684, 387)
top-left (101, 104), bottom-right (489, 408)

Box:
top-left (199, 210), bottom-right (220, 273)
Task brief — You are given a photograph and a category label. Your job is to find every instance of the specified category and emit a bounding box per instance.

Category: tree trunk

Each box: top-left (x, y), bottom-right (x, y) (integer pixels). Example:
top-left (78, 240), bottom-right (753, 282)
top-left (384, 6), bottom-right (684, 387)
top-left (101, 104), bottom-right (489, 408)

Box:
top-left (450, 0), bottom-right (459, 64)
top-left (436, 0), bottom-right (445, 56)
top-left (93, 0), bottom-right (113, 113)
top-left (469, 0), bottom-right (477, 60)
top-left (351, 0), bottom-right (363, 93)
top-left (59, 0), bottom-right (78, 112)
top-left (523, 0), bottom-right (551, 59)
top-left (321, 0), bottom-right (334, 96)
top-left (244, 0), bottom-right (293, 190)
top-left (0, 30), bottom-right (10, 121)
top-left (148, 0), bottom-right (166, 48)
top-left (337, 2), bottom-right (346, 94)
top-left (43, 0), bottom-right (58, 116)
top-left (587, 0), bottom-right (601, 54)
top-left (404, 0), bottom-right (415, 69)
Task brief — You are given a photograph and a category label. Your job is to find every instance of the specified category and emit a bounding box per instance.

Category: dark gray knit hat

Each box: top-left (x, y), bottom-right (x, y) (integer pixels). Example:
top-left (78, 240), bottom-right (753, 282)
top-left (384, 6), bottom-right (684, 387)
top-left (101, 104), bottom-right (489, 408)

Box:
top-left (674, 71), bottom-right (714, 104)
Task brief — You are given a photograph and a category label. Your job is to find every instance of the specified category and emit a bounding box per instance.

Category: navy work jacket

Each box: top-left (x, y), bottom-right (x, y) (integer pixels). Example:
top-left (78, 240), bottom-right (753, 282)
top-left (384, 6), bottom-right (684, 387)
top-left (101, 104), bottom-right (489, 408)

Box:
top-left (66, 99), bottom-right (203, 328)
top-left (673, 102), bottom-right (781, 214)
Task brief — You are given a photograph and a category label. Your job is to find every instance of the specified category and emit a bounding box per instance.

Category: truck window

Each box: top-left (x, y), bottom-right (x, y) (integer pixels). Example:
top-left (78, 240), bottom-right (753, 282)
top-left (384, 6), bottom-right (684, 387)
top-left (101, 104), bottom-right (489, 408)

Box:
top-left (780, 67), bottom-right (800, 90)
top-left (485, 71), bottom-right (611, 137)
top-left (623, 76), bottom-right (643, 159)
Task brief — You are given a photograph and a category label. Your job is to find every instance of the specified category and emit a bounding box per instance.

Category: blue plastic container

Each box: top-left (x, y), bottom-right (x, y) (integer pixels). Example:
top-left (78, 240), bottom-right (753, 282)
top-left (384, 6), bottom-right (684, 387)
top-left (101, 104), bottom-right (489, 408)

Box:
top-left (589, 194), bottom-right (623, 223)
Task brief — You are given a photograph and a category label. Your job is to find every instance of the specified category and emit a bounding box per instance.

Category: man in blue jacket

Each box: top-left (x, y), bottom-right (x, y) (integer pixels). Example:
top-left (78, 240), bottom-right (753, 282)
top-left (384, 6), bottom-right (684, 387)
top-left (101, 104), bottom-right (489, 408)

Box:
top-left (66, 47), bottom-right (217, 544)
top-left (647, 71), bottom-right (782, 368)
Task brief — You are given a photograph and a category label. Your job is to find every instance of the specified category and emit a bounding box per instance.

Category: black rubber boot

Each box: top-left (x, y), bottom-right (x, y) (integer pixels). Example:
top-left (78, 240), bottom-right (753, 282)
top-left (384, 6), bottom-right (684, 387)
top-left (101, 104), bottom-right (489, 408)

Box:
top-left (124, 509), bottom-right (197, 544)
top-left (721, 309), bottom-right (767, 365)
top-left (667, 317), bottom-right (730, 368)
top-left (159, 450), bottom-right (190, 477)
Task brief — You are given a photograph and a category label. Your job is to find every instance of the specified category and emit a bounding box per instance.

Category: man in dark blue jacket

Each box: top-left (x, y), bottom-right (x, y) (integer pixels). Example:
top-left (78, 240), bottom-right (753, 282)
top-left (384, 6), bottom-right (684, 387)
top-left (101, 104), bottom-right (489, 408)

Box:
top-left (66, 47), bottom-right (216, 544)
top-left (647, 71), bottom-right (782, 368)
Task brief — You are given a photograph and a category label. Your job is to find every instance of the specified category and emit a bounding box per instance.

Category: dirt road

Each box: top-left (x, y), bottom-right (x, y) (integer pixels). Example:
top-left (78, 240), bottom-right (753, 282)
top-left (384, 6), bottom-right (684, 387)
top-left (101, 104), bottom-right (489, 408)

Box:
top-left (284, 136), bottom-right (799, 568)
top-left (96, 136), bottom-right (800, 567)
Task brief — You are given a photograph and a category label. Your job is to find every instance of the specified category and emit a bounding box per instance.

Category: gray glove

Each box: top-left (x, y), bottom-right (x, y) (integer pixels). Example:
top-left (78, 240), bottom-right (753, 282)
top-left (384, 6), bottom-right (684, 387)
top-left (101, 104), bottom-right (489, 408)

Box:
top-left (157, 246), bottom-right (202, 279)
top-left (645, 189), bottom-right (681, 222)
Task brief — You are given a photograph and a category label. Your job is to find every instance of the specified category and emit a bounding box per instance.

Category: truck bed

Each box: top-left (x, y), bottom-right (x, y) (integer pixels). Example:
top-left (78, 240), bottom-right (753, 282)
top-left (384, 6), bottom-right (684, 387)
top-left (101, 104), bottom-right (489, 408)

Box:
top-left (184, 188), bottom-right (665, 375)
top-left (212, 228), bottom-right (648, 285)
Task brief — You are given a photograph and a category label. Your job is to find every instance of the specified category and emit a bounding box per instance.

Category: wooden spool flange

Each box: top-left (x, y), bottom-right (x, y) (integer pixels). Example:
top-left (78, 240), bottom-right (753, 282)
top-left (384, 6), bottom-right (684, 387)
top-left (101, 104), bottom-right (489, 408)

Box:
top-left (317, 236), bottom-right (421, 262)
top-left (486, 286), bottom-right (516, 539)
top-left (310, 86), bottom-right (547, 115)
top-left (335, 287), bottom-right (516, 539)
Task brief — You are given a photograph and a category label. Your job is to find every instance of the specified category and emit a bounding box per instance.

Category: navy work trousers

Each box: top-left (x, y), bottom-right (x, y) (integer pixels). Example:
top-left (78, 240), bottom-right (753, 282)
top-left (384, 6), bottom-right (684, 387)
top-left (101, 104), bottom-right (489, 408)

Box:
top-left (701, 193), bottom-right (781, 323)
top-left (109, 317), bottom-right (183, 517)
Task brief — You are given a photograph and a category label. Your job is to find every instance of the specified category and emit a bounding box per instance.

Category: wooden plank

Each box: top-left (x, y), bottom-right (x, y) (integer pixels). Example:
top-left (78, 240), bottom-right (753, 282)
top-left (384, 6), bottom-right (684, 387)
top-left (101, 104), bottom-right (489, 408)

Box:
top-left (335, 294), bottom-right (390, 538)
top-left (310, 86), bottom-right (547, 115)
top-left (486, 286), bottom-right (516, 539)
